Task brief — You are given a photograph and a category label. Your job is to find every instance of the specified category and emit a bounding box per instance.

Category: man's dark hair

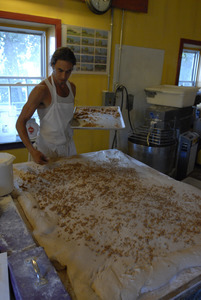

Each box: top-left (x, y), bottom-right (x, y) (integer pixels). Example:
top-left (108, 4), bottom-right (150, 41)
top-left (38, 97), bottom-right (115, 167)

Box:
top-left (50, 47), bottom-right (76, 67)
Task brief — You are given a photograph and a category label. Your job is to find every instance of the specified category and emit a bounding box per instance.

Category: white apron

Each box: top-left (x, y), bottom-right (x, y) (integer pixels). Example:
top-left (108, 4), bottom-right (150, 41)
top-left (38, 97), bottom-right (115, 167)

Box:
top-left (35, 75), bottom-right (76, 159)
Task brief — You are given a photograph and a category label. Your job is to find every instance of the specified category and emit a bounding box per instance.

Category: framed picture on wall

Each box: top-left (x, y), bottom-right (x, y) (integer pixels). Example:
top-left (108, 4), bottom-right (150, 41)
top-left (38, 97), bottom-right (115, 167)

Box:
top-left (62, 24), bottom-right (111, 74)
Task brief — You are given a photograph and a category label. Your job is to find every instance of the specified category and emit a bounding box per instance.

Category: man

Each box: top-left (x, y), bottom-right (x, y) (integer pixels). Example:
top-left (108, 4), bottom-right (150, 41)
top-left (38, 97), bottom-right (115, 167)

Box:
top-left (16, 47), bottom-right (77, 165)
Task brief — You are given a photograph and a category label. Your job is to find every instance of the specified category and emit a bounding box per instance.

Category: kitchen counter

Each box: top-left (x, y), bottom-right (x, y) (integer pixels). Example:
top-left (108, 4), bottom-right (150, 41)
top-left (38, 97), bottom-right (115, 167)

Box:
top-left (0, 195), bottom-right (71, 300)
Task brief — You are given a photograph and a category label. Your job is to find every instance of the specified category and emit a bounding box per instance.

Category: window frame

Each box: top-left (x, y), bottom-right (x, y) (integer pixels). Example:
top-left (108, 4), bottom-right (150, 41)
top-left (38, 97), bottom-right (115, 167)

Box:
top-left (0, 26), bottom-right (47, 78)
top-left (176, 38), bottom-right (201, 86)
top-left (0, 10), bottom-right (61, 48)
top-left (0, 26), bottom-right (46, 114)
top-left (178, 48), bottom-right (200, 87)
top-left (0, 10), bottom-right (61, 147)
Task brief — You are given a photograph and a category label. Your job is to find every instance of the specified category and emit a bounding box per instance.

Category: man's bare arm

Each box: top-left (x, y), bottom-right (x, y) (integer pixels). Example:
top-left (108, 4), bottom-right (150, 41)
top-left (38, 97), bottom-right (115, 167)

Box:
top-left (16, 84), bottom-right (49, 164)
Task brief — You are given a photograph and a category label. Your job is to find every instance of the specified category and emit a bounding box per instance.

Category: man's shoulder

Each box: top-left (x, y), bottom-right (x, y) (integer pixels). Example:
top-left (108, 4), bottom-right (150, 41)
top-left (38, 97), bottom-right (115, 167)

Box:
top-left (34, 80), bottom-right (49, 95)
top-left (29, 80), bottom-right (50, 106)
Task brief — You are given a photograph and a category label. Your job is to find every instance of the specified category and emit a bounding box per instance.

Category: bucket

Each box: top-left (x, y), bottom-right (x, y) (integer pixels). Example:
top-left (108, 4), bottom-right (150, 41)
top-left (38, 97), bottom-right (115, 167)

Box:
top-left (0, 153), bottom-right (16, 196)
top-left (26, 118), bottom-right (39, 140)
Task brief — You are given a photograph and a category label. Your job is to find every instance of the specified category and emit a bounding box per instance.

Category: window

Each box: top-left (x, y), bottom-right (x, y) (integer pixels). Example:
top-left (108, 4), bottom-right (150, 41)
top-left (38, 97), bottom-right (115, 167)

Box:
top-left (0, 11), bottom-right (60, 146)
top-left (176, 39), bottom-right (201, 88)
top-left (0, 27), bottom-right (46, 124)
top-left (178, 49), bottom-right (200, 86)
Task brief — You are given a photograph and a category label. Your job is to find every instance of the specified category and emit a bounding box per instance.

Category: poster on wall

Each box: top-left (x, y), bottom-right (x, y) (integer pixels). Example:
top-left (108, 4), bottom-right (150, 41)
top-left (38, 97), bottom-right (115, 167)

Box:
top-left (62, 24), bottom-right (110, 74)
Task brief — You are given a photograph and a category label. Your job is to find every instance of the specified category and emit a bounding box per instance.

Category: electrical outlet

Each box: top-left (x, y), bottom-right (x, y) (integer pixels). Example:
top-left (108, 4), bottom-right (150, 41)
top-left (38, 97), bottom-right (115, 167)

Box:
top-left (126, 94), bottom-right (134, 110)
top-left (102, 91), bottom-right (115, 106)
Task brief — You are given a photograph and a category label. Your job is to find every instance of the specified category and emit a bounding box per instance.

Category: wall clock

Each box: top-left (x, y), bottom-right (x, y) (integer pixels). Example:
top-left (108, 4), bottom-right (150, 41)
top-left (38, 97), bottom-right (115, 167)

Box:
top-left (86, 0), bottom-right (112, 14)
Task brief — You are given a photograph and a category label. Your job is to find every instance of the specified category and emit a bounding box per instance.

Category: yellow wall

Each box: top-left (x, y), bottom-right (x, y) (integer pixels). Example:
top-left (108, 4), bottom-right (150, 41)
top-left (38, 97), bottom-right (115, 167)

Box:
top-left (0, 148), bottom-right (28, 163)
top-left (1, 0), bottom-right (201, 162)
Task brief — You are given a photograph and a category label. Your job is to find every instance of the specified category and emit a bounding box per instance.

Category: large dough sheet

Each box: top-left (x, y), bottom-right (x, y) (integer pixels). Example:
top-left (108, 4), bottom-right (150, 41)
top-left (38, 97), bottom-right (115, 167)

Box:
top-left (12, 149), bottom-right (201, 299)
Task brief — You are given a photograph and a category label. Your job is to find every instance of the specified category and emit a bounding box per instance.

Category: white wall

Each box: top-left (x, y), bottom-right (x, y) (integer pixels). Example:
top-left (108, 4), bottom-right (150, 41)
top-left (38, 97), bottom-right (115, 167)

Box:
top-left (111, 44), bottom-right (165, 153)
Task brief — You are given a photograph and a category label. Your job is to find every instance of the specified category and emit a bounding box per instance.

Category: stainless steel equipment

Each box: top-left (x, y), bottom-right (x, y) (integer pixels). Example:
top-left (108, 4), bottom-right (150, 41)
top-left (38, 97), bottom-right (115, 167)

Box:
top-left (128, 105), bottom-right (195, 177)
top-left (144, 105), bottom-right (194, 135)
top-left (128, 140), bottom-right (177, 175)
top-left (176, 131), bottom-right (199, 180)
top-left (128, 126), bottom-right (177, 175)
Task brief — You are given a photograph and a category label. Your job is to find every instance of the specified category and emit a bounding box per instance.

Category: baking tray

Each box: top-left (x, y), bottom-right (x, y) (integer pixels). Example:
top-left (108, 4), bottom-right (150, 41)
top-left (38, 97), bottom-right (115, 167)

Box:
top-left (70, 106), bottom-right (125, 130)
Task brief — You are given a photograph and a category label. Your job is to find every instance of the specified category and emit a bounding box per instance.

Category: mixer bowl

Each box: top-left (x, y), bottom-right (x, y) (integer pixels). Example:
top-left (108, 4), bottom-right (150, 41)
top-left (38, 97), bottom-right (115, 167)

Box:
top-left (128, 140), bottom-right (177, 175)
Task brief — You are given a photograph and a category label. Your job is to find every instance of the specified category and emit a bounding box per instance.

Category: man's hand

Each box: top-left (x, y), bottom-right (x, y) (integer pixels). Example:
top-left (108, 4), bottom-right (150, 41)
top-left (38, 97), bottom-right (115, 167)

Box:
top-left (31, 149), bottom-right (49, 165)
